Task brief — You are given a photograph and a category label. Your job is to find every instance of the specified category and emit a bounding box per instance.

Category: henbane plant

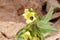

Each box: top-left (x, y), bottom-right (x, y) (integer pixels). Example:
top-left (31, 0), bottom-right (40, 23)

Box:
top-left (15, 6), bottom-right (56, 40)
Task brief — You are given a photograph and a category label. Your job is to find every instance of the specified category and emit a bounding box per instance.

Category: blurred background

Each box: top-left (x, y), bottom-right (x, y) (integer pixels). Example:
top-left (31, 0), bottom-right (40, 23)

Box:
top-left (0, 0), bottom-right (60, 40)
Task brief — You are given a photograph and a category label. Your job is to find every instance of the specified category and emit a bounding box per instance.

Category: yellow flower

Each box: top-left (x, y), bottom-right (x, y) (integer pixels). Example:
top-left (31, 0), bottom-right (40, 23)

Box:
top-left (32, 37), bottom-right (38, 40)
top-left (21, 31), bottom-right (38, 40)
top-left (23, 8), bottom-right (36, 24)
top-left (21, 31), bottom-right (32, 39)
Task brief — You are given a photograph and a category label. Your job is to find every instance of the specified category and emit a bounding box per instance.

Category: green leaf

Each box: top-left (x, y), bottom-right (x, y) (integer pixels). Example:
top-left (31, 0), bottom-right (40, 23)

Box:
top-left (15, 28), bottom-right (27, 40)
top-left (42, 6), bottom-right (54, 23)
top-left (37, 21), bottom-right (56, 34)
top-left (15, 24), bottom-right (33, 40)
top-left (30, 25), bottom-right (38, 37)
top-left (36, 6), bottom-right (56, 34)
top-left (15, 37), bottom-right (24, 40)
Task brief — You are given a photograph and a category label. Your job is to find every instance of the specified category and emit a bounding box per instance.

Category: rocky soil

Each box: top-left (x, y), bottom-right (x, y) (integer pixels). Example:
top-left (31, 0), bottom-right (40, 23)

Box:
top-left (0, 0), bottom-right (60, 40)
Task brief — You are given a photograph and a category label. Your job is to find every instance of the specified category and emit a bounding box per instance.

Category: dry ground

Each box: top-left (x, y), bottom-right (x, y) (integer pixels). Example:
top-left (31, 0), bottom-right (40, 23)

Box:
top-left (0, 0), bottom-right (60, 40)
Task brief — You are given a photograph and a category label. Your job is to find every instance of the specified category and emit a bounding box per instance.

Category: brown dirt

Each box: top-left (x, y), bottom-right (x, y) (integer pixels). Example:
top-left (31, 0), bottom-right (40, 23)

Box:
top-left (0, 0), bottom-right (60, 40)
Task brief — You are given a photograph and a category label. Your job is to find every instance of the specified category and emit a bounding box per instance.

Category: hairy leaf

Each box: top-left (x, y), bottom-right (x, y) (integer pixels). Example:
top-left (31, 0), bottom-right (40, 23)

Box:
top-left (42, 6), bottom-right (54, 23)
top-left (37, 21), bottom-right (56, 34)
